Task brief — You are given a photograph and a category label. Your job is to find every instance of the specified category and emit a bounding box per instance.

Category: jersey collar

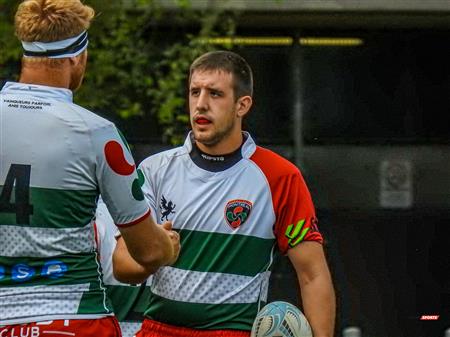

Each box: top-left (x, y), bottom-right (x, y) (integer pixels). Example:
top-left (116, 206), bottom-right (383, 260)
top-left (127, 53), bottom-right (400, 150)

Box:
top-left (1, 81), bottom-right (73, 103)
top-left (184, 131), bottom-right (257, 160)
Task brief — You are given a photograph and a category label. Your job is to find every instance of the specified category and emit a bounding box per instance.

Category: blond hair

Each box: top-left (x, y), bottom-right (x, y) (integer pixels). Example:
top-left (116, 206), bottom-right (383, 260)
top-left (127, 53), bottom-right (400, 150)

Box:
top-left (15, 0), bottom-right (95, 42)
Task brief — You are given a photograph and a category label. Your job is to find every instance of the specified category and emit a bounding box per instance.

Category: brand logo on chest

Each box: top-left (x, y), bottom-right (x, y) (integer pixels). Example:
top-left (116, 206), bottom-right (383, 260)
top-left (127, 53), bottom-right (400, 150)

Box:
top-left (224, 199), bottom-right (253, 229)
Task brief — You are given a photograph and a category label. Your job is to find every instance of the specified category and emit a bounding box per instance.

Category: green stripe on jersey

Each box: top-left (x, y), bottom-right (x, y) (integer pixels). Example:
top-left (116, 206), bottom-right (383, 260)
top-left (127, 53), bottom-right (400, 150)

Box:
top-left (105, 284), bottom-right (148, 321)
top-left (0, 186), bottom-right (97, 228)
top-left (78, 287), bottom-right (113, 315)
top-left (145, 292), bottom-right (260, 330)
top-left (174, 229), bottom-right (275, 276)
top-left (0, 253), bottom-right (101, 287)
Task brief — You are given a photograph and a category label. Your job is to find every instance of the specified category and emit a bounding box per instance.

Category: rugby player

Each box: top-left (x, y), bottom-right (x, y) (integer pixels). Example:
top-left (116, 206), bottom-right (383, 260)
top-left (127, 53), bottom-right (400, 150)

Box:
top-left (0, 1), bottom-right (179, 336)
top-left (112, 50), bottom-right (335, 337)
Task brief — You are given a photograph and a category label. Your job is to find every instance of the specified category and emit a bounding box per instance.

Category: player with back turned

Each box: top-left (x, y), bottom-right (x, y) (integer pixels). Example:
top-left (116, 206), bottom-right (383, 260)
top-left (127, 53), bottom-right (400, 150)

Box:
top-left (111, 50), bottom-right (336, 337)
top-left (0, 1), bottom-right (179, 336)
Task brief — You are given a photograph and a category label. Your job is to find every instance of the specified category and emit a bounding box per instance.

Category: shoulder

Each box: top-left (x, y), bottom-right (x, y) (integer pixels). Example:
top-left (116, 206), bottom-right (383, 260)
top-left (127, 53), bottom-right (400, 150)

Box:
top-left (139, 145), bottom-right (187, 173)
top-left (67, 103), bottom-right (116, 132)
top-left (249, 146), bottom-right (300, 182)
top-left (44, 101), bottom-right (118, 143)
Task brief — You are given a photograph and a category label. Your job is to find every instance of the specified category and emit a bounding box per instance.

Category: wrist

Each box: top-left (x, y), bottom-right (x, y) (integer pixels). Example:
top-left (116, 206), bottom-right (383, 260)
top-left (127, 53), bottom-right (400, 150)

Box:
top-left (159, 226), bottom-right (176, 265)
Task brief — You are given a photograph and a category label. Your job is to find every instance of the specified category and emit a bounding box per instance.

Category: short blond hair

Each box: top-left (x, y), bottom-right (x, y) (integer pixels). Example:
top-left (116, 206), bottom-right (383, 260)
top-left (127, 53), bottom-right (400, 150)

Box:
top-left (15, 0), bottom-right (95, 42)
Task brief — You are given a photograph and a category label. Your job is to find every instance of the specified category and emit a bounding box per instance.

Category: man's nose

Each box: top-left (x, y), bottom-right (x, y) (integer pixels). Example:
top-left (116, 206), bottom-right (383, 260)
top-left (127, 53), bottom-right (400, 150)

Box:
top-left (196, 90), bottom-right (208, 111)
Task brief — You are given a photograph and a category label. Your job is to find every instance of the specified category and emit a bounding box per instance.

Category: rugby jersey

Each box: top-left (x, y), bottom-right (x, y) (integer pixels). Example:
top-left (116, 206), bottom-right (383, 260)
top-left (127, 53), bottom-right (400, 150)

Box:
top-left (95, 200), bottom-right (148, 337)
top-left (139, 132), bottom-right (322, 330)
top-left (0, 82), bottom-right (149, 325)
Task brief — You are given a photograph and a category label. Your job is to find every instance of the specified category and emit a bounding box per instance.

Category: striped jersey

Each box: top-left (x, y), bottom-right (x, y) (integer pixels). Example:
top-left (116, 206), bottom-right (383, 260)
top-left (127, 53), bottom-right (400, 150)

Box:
top-left (139, 132), bottom-right (322, 330)
top-left (95, 200), bottom-right (148, 337)
top-left (0, 82), bottom-right (149, 325)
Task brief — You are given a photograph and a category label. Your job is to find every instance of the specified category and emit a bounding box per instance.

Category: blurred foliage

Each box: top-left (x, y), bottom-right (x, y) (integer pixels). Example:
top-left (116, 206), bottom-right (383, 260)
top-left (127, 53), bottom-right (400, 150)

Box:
top-left (0, 1), bottom-right (22, 81)
top-left (0, 0), bottom-right (238, 144)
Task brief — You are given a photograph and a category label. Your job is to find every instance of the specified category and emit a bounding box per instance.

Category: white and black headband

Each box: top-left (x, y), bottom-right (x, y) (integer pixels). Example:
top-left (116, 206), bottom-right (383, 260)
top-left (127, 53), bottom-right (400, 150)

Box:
top-left (21, 30), bottom-right (88, 58)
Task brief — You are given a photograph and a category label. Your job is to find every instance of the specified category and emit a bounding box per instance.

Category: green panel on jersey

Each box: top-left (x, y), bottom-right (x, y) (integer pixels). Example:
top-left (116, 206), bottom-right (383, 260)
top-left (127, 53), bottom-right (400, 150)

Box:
top-left (145, 292), bottom-right (259, 330)
top-left (77, 287), bottom-right (113, 315)
top-left (174, 229), bottom-right (275, 276)
top-left (105, 284), bottom-right (147, 321)
top-left (0, 253), bottom-right (101, 287)
top-left (134, 286), bottom-right (152, 314)
top-left (0, 186), bottom-right (97, 228)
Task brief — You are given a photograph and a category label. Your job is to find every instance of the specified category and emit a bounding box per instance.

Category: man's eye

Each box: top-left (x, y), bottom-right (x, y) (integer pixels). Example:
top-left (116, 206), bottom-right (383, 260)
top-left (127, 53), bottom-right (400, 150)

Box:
top-left (210, 91), bottom-right (221, 97)
top-left (190, 90), bottom-right (199, 96)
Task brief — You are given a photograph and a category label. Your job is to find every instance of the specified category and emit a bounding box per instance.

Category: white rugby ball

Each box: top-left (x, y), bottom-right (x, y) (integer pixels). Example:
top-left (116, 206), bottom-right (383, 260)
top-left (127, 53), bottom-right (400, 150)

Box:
top-left (251, 301), bottom-right (312, 337)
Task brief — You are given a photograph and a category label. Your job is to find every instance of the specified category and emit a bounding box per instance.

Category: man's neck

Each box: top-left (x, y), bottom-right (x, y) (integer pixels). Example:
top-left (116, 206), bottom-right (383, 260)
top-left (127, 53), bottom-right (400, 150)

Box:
top-left (19, 63), bottom-right (71, 89)
top-left (195, 133), bottom-right (243, 156)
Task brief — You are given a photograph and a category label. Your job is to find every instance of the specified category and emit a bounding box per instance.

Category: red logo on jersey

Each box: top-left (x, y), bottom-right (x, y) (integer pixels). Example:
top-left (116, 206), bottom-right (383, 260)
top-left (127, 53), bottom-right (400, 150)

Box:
top-left (104, 140), bottom-right (135, 175)
top-left (225, 199), bottom-right (252, 229)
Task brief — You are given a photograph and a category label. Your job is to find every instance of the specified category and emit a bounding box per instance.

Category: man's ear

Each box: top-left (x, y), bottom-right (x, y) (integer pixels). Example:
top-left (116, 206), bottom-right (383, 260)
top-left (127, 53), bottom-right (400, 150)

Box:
top-left (69, 55), bottom-right (80, 66)
top-left (69, 51), bottom-right (87, 66)
top-left (236, 95), bottom-right (253, 118)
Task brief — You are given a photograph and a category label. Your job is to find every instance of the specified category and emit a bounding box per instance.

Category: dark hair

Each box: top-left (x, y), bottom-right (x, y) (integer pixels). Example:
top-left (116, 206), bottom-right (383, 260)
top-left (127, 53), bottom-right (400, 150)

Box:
top-left (189, 50), bottom-right (253, 100)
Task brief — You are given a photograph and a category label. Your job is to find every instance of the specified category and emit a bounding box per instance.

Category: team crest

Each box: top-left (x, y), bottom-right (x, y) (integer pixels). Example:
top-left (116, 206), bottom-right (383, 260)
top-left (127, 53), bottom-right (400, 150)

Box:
top-left (224, 199), bottom-right (253, 229)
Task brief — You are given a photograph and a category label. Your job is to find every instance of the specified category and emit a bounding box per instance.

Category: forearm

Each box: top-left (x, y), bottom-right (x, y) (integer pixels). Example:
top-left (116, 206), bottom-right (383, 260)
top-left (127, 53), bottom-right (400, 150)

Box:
top-left (112, 237), bottom-right (159, 284)
top-left (119, 217), bottom-right (175, 269)
top-left (299, 272), bottom-right (336, 337)
top-left (288, 242), bottom-right (336, 337)
top-left (136, 223), bottom-right (175, 267)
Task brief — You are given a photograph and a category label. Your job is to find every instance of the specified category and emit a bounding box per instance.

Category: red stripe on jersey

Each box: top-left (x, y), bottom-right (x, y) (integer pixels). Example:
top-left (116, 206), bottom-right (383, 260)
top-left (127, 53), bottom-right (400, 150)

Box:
top-left (250, 146), bottom-right (323, 254)
top-left (116, 209), bottom-right (151, 228)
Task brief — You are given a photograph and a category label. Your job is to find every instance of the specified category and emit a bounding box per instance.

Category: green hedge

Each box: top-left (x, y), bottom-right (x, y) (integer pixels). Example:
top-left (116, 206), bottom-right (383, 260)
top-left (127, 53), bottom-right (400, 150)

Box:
top-left (0, 0), bottom-right (237, 144)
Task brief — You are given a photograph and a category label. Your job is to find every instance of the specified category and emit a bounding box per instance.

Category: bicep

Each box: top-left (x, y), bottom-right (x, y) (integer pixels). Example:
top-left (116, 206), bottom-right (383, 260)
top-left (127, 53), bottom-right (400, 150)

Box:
top-left (287, 241), bottom-right (330, 284)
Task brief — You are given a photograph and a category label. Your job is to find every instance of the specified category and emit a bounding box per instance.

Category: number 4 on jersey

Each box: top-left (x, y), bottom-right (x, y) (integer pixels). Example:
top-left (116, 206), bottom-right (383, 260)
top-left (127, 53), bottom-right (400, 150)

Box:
top-left (0, 164), bottom-right (34, 224)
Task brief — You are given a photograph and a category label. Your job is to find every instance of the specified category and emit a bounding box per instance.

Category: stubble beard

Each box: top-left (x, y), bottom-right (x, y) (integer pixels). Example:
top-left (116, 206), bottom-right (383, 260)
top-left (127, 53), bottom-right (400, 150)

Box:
top-left (193, 117), bottom-right (236, 149)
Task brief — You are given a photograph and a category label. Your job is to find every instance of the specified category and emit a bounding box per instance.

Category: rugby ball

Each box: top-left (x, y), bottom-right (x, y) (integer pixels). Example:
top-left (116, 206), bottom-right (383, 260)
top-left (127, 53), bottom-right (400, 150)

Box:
top-left (251, 301), bottom-right (312, 337)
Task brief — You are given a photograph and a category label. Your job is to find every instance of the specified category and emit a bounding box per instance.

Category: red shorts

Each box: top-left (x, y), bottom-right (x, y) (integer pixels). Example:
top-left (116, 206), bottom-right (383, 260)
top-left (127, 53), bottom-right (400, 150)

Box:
top-left (136, 319), bottom-right (250, 337)
top-left (0, 317), bottom-right (122, 337)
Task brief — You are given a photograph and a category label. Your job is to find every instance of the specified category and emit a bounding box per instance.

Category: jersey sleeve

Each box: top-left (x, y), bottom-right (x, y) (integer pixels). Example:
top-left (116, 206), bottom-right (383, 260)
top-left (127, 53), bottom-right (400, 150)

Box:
top-left (138, 160), bottom-right (159, 222)
top-left (250, 146), bottom-right (322, 255)
top-left (92, 124), bottom-right (150, 227)
top-left (273, 170), bottom-right (323, 255)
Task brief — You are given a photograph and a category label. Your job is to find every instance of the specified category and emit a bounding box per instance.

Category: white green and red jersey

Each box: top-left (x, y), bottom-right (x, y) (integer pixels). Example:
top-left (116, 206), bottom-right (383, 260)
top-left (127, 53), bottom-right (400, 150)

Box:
top-left (95, 200), bottom-right (148, 337)
top-left (0, 82), bottom-right (149, 325)
top-left (139, 132), bottom-right (322, 331)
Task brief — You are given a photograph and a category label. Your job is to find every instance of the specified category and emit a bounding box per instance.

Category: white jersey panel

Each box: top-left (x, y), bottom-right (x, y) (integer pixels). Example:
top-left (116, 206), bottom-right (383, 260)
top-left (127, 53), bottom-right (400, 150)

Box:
top-left (0, 284), bottom-right (93, 324)
top-left (151, 266), bottom-right (270, 304)
top-left (95, 200), bottom-right (118, 286)
top-left (0, 223), bottom-right (94, 258)
top-left (1, 83), bottom-right (98, 191)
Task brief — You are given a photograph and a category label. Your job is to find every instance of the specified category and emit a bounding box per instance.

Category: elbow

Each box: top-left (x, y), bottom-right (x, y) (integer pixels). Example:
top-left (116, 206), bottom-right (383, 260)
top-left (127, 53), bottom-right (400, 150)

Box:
top-left (132, 250), bottom-right (169, 272)
top-left (112, 258), bottom-right (159, 284)
top-left (129, 241), bottom-right (173, 272)
top-left (111, 243), bottom-right (163, 284)
top-left (112, 266), bottom-right (149, 285)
